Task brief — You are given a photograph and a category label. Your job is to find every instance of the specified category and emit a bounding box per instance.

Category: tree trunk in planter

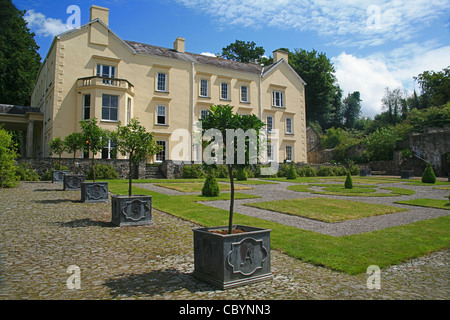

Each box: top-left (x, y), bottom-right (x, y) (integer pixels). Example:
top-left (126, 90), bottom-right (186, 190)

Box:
top-left (81, 182), bottom-right (109, 203)
top-left (52, 170), bottom-right (69, 183)
top-left (63, 174), bottom-right (85, 190)
top-left (110, 195), bottom-right (152, 227)
top-left (193, 225), bottom-right (272, 289)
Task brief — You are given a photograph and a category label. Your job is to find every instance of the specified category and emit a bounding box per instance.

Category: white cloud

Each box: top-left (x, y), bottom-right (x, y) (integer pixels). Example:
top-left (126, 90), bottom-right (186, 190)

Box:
top-left (174, 0), bottom-right (450, 47)
top-left (201, 52), bottom-right (217, 57)
top-left (24, 10), bottom-right (71, 37)
top-left (333, 44), bottom-right (450, 117)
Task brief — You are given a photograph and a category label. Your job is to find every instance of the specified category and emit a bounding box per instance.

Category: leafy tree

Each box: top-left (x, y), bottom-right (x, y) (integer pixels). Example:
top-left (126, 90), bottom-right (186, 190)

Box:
top-left (414, 66), bottom-right (450, 108)
top-left (113, 118), bottom-right (161, 196)
top-left (0, 125), bottom-right (18, 187)
top-left (221, 40), bottom-right (265, 63)
top-left (48, 137), bottom-right (65, 168)
top-left (342, 91), bottom-right (361, 129)
top-left (364, 126), bottom-right (401, 161)
top-left (80, 118), bottom-right (110, 182)
top-left (64, 132), bottom-right (84, 174)
top-left (201, 104), bottom-right (265, 234)
top-left (0, 0), bottom-right (41, 105)
top-left (288, 49), bottom-right (341, 129)
top-left (381, 87), bottom-right (405, 124)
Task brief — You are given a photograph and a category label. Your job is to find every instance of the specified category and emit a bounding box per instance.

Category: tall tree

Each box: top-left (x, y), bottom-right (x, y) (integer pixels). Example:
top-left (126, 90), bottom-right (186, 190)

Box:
top-left (381, 87), bottom-right (405, 124)
top-left (0, 0), bottom-right (41, 106)
top-left (414, 66), bottom-right (450, 108)
top-left (221, 40), bottom-right (265, 64)
top-left (342, 91), bottom-right (361, 129)
top-left (288, 49), bottom-right (341, 129)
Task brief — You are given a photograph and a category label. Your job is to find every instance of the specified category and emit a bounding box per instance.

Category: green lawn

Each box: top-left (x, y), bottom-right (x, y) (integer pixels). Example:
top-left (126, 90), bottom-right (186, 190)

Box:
top-left (244, 197), bottom-right (407, 222)
top-left (108, 180), bottom-right (450, 275)
top-left (395, 198), bottom-right (450, 210)
top-left (287, 183), bottom-right (415, 197)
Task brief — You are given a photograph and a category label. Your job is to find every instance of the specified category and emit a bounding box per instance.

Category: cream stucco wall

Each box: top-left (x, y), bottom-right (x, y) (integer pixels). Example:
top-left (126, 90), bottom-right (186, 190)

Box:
top-left (31, 8), bottom-right (306, 164)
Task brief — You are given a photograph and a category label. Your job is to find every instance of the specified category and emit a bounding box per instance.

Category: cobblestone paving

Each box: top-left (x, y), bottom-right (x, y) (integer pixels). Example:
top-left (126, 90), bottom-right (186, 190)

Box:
top-left (0, 181), bottom-right (448, 300)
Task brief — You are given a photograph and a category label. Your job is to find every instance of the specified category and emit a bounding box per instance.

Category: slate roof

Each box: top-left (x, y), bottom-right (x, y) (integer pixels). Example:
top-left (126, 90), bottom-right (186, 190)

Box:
top-left (125, 40), bottom-right (265, 75)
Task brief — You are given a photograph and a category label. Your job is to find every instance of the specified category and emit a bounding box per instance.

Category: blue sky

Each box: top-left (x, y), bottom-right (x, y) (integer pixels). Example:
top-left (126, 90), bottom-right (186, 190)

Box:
top-left (13, 0), bottom-right (450, 118)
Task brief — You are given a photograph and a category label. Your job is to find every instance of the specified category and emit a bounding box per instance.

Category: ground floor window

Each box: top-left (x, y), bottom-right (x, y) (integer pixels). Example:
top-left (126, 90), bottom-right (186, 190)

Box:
top-left (102, 139), bottom-right (117, 159)
top-left (155, 140), bottom-right (166, 162)
top-left (286, 145), bottom-right (293, 162)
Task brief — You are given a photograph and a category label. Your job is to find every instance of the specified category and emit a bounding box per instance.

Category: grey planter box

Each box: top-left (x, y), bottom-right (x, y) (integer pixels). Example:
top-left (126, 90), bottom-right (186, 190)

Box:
top-left (359, 169), bottom-right (371, 177)
top-left (111, 195), bottom-right (152, 227)
top-left (63, 174), bottom-right (85, 190)
top-left (401, 170), bottom-right (414, 179)
top-left (193, 225), bottom-right (272, 289)
top-left (52, 170), bottom-right (69, 183)
top-left (81, 182), bottom-right (109, 203)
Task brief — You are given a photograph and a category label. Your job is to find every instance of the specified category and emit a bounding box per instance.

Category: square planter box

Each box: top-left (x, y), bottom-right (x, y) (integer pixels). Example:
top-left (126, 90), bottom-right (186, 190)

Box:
top-left (63, 174), bottom-right (85, 190)
top-left (359, 169), bottom-right (371, 177)
top-left (401, 170), bottom-right (414, 179)
top-left (193, 225), bottom-right (272, 289)
top-left (52, 170), bottom-right (69, 183)
top-left (81, 182), bottom-right (109, 203)
top-left (111, 195), bottom-right (152, 227)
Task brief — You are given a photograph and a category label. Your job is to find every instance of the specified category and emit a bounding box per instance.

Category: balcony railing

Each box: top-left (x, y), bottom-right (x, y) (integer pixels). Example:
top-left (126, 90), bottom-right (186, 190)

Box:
top-left (77, 76), bottom-right (134, 93)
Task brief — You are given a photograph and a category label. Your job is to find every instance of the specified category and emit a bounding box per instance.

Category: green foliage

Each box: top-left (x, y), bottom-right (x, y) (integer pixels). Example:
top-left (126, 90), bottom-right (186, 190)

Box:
top-left (298, 165), bottom-right (317, 177)
top-left (221, 40), bottom-right (265, 64)
top-left (236, 167), bottom-right (248, 181)
top-left (201, 172), bottom-right (220, 197)
top-left (64, 132), bottom-right (84, 157)
top-left (317, 165), bottom-right (335, 177)
top-left (421, 163), bottom-right (436, 184)
top-left (0, 0), bottom-right (41, 106)
top-left (0, 126), bottom-right (18, 187)
top-left (80, 118), bottom-right (110, 157)
top-left (344, 171), bottom-right (353, 189)
top-left (48, 137), bottom-right (65, 165)
top-left (414, 66), bottom-right (450, 108)
top-left (342, 91), bottom-right (362, 128)
top-left (181, 164), bottom-right (206, 179)
top-left (333, 166), bottom-right (348, 176)
top-left (286, 163), bottom-right (298, 179)
top-left (364, 126), bottom-right (401, 161)
top-left (86, 163), bottom-right (119, 180)
top-left (40, 163), bottom-right (69, 181)
top-left (15, 162), bottom-right (38, 181)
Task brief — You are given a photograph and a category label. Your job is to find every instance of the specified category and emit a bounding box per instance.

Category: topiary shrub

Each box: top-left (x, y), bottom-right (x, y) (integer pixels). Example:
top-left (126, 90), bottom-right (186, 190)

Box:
top-left (345, 171), bottom-right (353, 189)
top-left (333, 166), bottom-right (348, 176)
top-left (202, 172), bottom-right (220, 197)
top-left (317, 165), bottom-right (335, 177)
top-left (299, 165), bottom-right (316, 177)
top-left (421, 162), bottom-right (436, 184)
top-left (236, 167), bottom-right (248, 181)
top-left (286, 163), bottom-right (298, 179)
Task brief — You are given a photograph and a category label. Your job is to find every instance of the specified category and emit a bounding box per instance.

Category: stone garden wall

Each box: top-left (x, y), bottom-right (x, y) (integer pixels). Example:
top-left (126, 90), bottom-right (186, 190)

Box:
top-left (16, 157), bottom-right (146, 180)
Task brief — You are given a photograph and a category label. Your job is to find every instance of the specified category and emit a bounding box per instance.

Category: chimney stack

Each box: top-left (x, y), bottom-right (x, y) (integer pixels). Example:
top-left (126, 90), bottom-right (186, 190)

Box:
top-left (273, 49), bottom-right (288, 63)
top-left (173, 37), bottom-right (185, 53)
top-left (90, 5), bottom-right (109, 26)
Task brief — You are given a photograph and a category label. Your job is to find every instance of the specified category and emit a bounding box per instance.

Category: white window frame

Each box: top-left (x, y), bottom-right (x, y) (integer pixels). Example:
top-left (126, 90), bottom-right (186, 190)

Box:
top-left (286, 145), bottom-right (293, 162)
top-left (156, 105), bottom-right (167, 125)
top-left (273, 91), bottom-right (284, 108)
top-left (241, 85), bottom-right (249, 103)
top-left (155, 140), bottom-right (167, 162)
top-left (157, 72), bottom-right (167, 92)
top-left (266, 116), bottom-right (273, 133)
top-left (127, 98), bottom-right (132, 124)
top-left (267, 143), bottom-right (274, 162)
top-left (97, 64), bottom-right (116, 85)
top-left (221, 82), bottom-right (229, 100)
top-left (200, 79), bottom-right (209, 97)
top-left (101, 94), bottom-right (118, 122)
top-left (102, 139), bottom-right (117, 160)
top-left (286, 117), bottom-right (293, 134)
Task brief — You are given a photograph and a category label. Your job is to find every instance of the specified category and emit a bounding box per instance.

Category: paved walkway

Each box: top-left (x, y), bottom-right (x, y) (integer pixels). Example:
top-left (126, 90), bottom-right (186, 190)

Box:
top-left (0, 180), bottom-right (448, 300)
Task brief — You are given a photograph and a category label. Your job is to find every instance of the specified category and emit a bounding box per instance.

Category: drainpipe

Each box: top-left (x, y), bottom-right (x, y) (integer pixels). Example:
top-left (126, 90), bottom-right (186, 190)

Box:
top-left (191, 62), bottom-right (195, 163)
top-left (42, 58), bottom-right (47, 158)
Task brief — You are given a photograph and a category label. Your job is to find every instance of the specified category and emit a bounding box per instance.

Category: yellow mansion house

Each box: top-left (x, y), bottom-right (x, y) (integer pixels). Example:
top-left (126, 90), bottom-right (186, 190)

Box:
top-left (30, 5), bottom-right (307, 164)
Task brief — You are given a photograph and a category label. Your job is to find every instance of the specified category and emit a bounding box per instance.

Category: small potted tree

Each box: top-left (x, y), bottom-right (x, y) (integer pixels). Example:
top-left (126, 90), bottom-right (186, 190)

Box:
top-left (78, 118), bottom-right (109, 201)
top-left (49, 137), bottom-right (69, 183)
top-left (63, 132), bottom-right (84, 175)
top-left (193, 104), bottom-right (272, 289)
top-left (110, 118), bottom-right (161, 226)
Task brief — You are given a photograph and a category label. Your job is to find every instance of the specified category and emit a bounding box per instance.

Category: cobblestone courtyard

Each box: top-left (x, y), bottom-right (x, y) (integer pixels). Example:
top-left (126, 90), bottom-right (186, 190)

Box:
top-left (0, 181), bottom-right (448, 300)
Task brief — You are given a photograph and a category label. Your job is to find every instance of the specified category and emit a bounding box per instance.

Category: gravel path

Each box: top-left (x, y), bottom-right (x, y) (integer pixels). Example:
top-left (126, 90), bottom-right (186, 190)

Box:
top-left (0, 181), bottom-right (448, 300)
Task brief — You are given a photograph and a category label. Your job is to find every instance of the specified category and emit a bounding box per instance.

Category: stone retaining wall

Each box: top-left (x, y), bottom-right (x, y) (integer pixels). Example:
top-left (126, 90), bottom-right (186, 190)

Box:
top-left (16, 157), bottom-right (146, 180)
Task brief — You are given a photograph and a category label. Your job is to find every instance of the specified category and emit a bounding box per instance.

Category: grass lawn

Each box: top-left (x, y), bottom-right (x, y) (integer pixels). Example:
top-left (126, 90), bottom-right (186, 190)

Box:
top-left (395, 198), bottom-right (450, 210)
top-left (286, 183), bottom-right (414, 197)
top-left (108, 180), bottom-right (450, 275)
top-left (243, 197), bottom-right (407, 222)
top-left (153, 182), bottom-right (252, 193)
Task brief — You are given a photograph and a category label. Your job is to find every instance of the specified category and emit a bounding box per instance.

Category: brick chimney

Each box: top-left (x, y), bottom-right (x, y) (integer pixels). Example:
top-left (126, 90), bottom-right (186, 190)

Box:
top-left (90, 5), bottom-right (109, 26)
top-left (273, 49), bottom-right (288, 63)
top-left (173, 37), bottom-right (185, 53)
